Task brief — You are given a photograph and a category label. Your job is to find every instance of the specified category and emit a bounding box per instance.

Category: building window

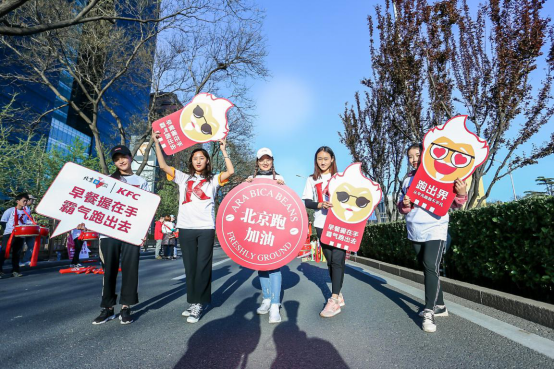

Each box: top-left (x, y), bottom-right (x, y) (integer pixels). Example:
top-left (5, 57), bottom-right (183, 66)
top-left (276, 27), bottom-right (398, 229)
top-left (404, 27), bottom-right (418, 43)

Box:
top-left (47, 118), bottom-right (92, 155)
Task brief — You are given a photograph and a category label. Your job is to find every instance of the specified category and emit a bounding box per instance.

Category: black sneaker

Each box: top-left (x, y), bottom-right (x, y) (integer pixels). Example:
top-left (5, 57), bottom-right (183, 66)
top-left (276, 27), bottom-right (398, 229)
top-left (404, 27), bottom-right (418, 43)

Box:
top-left (119, 307), bottom-right (134, 324)
top-left (186, 304), bottom-right (203, 323)
top-left (182, 304), bottom-right (193, 317)
top-left (92, 308), bottom-right (116, 325)
top-left (419, 305), bottom-right (449, 317)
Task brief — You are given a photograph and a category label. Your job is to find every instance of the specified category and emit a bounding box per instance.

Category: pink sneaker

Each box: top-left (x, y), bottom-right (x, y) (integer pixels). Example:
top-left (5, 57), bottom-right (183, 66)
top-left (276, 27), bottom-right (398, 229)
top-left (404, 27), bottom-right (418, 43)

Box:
top-left (338, 293), bottom-right (345, 307)
top-left (320, 298), bottom-right (341, 318)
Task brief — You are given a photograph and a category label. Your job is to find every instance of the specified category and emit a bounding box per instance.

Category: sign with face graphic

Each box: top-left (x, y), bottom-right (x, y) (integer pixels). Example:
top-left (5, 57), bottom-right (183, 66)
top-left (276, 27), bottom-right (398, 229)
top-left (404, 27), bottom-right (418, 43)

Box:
top-left (405, 115), bottom-right (489, 216)
top-left (321, 163), bottom-right (382, 252)
top-left (216, 178), bottom-right (309, 271)
top-left (152, 93), bottom-right (233, 155)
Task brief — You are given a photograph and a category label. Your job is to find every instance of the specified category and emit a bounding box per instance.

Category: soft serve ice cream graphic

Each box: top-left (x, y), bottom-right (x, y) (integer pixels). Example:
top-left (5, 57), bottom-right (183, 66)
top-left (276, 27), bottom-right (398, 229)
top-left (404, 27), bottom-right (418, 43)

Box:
top-left (422, 115), bottom-right (489, 183)
top-left (180, 93), bottom-right (233, 143)
top-left (328, 163), bottom-right (382, 224)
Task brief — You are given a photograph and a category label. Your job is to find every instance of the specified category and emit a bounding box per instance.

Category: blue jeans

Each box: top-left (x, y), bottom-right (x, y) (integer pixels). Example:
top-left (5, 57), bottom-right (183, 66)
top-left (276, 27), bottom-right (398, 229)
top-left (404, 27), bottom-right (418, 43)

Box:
top-left (258, 268), bottom-right (281, 304)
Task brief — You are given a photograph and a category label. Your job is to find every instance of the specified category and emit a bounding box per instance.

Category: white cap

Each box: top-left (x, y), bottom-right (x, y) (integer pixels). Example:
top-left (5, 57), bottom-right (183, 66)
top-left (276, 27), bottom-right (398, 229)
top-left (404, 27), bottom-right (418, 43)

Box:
top-left (256, 148), bottom-right (273, 159)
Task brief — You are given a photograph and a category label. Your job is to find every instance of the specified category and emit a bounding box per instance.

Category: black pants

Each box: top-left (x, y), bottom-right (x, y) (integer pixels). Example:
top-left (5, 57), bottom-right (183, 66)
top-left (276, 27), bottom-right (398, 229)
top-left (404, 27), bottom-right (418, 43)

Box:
top-left (413, 240), bottom-right (446, 310)
top-left (99, 238), bottom-right (140, 308)
top-left (163, 244), bottom-right (173, 258)
top-left (178, 229), bottom-right (215, 305)
top-left (72, 238), bottom-right (84, 265)
top-left (1, 234), bottom-right (24, 273)
top-left (316, 227), bottom-right (346, 295)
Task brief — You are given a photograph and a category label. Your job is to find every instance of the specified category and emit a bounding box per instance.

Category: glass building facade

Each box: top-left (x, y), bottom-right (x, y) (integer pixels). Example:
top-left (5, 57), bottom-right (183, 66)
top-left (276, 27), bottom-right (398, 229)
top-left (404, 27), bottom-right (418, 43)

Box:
top-left (0, 0), bottom-right (154, 157)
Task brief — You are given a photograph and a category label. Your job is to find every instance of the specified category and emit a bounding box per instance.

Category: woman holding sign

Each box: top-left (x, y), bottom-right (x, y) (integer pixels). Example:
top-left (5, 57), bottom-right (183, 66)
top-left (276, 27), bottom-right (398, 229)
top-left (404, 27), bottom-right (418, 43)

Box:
top-left (398, 144), bottom-right (467, 333)
top-left (152, 130), bottom-right (234, 324)
top-left (245, 147), bottom-right (286, 324)
top-left (92, 145), bottom-right (150, 326)
top-left (302, 146), bottom-right (346, 318)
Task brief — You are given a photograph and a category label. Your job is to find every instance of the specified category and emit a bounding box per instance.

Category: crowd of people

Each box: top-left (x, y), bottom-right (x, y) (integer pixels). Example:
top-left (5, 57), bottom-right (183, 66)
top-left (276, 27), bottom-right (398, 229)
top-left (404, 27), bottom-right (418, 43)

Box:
top-left (0, 128), bottom-right (466, 334)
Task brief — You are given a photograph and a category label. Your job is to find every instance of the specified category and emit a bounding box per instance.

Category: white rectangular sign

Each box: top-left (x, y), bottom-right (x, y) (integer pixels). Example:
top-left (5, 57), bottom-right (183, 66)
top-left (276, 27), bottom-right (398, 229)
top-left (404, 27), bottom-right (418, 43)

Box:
top-left (36, 162), bottom-right (160, 245)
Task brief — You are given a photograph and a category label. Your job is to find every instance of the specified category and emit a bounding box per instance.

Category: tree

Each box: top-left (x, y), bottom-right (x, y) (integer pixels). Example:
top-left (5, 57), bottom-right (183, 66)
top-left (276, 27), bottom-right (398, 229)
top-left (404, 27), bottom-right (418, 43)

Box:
top-left (447, 0), bottom-right (554, 207)
top-left (534, 176), bottom-right (554, 196)
top-left (341, 0), bottom-right (554, 214)
top-left (0, 0), bottom-right (212, 36)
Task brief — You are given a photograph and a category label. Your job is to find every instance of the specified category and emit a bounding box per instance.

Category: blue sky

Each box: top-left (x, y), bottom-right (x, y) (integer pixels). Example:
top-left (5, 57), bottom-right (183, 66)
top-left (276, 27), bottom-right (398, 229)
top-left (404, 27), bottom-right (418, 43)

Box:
top-left (248, 0), bottom-right (554, 202)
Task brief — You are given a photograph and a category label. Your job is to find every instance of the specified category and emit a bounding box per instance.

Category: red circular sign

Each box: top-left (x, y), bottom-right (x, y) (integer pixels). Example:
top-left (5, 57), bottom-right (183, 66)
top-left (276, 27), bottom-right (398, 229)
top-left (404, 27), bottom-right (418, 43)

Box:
top-left (217, 178), bottom-right (309, 270)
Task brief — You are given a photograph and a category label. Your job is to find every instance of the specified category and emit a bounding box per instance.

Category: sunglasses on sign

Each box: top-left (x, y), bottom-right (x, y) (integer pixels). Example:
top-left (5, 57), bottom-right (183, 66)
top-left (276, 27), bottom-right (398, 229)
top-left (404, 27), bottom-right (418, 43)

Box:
top-left (192, 105), bottom-right (213, 135)
top-left (429, 143), bottom-right (474, 168)
top-left (336, 192), bottom-right (371, 208)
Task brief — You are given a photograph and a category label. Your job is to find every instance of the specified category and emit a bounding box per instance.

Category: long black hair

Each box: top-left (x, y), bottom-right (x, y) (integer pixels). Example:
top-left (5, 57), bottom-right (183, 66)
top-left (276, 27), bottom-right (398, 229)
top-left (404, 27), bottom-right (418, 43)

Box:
top-left (311, 146), bottom-right (338, 180)
top-left (406, 143), bottom-right (423, 156)
top-left (187, 148), bottom-right (214, 181)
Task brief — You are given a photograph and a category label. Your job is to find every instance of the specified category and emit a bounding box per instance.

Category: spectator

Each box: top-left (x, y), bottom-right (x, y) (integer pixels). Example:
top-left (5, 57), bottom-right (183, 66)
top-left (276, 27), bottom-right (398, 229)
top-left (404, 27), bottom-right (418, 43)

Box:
top-left (20, 194), bottom-right (37, 267)
top-left (171, 215), bottom-right (178, 259)
top-left (161, 216), bottom-right (175, 260)
top-left (154, 217), bottom-right (164, 259)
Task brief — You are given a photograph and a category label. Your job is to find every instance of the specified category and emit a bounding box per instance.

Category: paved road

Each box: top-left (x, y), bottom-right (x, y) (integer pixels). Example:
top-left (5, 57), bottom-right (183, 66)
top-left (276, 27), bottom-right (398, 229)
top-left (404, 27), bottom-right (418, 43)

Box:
top-left (1, 246), bottom-right (554, 368)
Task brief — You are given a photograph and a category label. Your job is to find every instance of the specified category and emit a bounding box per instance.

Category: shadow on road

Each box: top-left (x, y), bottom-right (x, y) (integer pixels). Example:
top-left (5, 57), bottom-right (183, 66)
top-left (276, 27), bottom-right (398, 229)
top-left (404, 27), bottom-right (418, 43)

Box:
top-left (132, 265), bottom-right (234, 321)
top-left (210, 266), bottom-right (255, 308)
top-left (345, 265), bottom-right (421, 328)
top-left (174, 294), bottom-right (261, 369)
top-left (251, 265), bottom-right (301, 304)
top-left (271, 301), bottom-right (349, 369)
top-left (297, 262), bottom-right (332, 304)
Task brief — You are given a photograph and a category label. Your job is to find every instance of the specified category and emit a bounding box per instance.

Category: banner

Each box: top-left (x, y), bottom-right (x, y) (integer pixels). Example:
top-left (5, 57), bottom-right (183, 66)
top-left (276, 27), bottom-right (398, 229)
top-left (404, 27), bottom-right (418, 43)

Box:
top-left (152, 93), bottom-right (233, 155)
top-left (35, 162), bottom-right (160, 246)
top-left (321, 163), bottom-right (382, 252)
top-left (216, 178), bottom-right (309, 271)
top-left (405, 115), bottom-right (489, 216)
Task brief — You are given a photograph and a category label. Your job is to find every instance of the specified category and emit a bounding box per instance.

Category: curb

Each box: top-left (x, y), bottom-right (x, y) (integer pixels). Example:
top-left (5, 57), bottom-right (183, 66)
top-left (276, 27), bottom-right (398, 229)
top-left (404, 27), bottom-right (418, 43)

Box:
top-left (350, 255), bottom-right (554, 330)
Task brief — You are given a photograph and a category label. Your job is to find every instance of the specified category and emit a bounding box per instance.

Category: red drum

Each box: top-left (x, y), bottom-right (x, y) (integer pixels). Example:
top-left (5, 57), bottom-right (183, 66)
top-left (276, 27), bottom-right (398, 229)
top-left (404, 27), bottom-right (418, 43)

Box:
top-left (13, 225), bottom-right (41, 237)
top-left (40, 227), bottom-right (49, 237)
top-left (80, 231), bottom-right (99, 241)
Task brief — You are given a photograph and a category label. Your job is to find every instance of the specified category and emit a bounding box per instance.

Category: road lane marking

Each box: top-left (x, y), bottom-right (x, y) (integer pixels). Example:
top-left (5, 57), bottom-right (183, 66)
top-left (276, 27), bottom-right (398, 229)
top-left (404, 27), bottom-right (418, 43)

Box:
top-left (171, 258), bottom-right (231, 280)
top-left (346, 262), bottom-right (554, 360)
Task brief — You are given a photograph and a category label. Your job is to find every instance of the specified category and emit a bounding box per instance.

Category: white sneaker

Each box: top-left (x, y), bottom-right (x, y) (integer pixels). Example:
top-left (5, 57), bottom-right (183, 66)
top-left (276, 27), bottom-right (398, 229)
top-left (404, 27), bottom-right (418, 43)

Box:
top-left (257, 299), bottom-right (271, 315)
top-left (182, 304), bottom-right (193, 317)
top-left (269, 303), bottom-right (281, 324)
top-left (187, 304), bottom-right (203, 323)
top-left (421, 309), bottom-right (436, 333)
top-left (418, 305), bottom-right (448, 317)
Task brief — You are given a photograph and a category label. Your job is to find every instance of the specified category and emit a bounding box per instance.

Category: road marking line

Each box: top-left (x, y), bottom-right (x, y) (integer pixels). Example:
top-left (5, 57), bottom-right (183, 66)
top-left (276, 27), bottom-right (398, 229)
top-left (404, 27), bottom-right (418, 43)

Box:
top-left (346, 262), bottom-right (554, 360)
top-left (171, 258), bottom-right (231, 280)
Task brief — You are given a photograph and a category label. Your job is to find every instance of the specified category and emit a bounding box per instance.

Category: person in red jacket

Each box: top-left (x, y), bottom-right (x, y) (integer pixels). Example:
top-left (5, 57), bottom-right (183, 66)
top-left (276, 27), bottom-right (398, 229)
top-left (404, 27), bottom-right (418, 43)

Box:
top-left (154, 217), bottom-right (164, 260)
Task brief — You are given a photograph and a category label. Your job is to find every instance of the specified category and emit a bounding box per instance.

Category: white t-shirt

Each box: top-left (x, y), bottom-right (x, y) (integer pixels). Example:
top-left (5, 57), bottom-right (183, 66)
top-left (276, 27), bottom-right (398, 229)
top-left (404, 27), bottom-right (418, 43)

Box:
top-left (171, 168), bottom-right (228, 230)
top-left (1, 207), bottom-right (33, 235)
top-left (302, 173), bottom-right (332, 229)
top-left (399, 175), bottom-right (448, 242)
top-left (99, 173), bottom-right (150, 241)
top-left (71, 229), bottom-right (82, 240)
top-left (161, 221), bottom-right (175, 234)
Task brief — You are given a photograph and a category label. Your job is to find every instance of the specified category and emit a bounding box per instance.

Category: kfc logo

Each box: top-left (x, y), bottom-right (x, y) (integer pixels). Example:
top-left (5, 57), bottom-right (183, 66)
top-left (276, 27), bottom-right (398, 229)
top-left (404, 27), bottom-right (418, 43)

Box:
top-left (180, 93), bottom-right (232, 143)
top-left (422, 116), bottom-right (489, 182)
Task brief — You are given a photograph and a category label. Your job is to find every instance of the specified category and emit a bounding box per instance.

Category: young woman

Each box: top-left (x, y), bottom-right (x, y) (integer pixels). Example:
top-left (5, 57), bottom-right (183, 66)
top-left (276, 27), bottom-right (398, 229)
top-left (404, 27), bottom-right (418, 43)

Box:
top-left (161, 215), bottom-right (175, 260)
top-left (302, 146), bottom-right (345, 318)
top-left (92, 145), bottom-right (150, 325)
top-left (152, 130), bottom-right (234, 323)
top-left (245, 147), bottom-right (286, 324)
top-left (398, 143), bottom-right (467, 333)
top-left (0, 193), bottom-right (33, 278)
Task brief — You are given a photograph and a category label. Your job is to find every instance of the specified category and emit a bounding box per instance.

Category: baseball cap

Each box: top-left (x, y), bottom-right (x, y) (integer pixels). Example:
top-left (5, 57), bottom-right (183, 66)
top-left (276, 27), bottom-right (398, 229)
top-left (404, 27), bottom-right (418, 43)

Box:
top-left (110, 145), bottom-right (132, 160)
top-left (256, 148), bottom-right (273, 159)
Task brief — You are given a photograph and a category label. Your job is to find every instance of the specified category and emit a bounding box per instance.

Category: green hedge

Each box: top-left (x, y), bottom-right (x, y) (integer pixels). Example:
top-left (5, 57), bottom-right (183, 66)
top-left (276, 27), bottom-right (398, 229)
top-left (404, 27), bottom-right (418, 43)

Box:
top-left (360, 196), bottom-right (554, 303)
